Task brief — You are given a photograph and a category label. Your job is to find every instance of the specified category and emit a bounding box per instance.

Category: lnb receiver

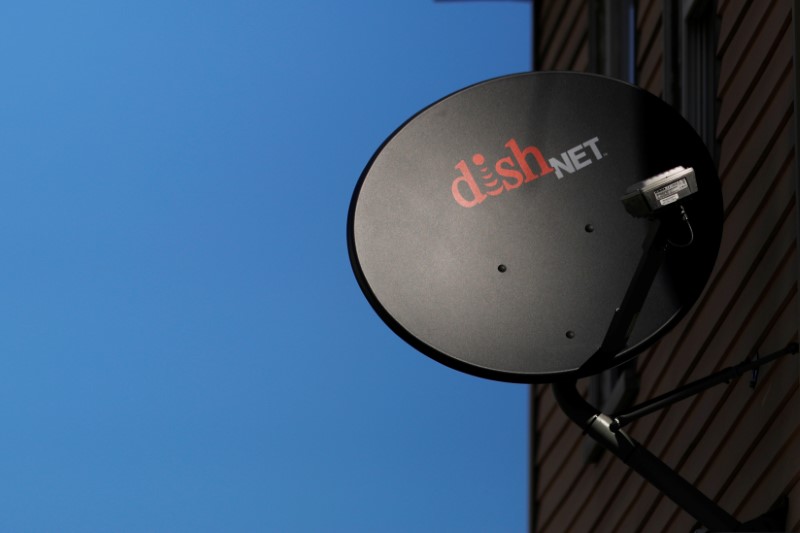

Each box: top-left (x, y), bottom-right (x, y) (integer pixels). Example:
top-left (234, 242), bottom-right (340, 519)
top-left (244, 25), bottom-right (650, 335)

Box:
top-left (621, 166), bottom-right (698, 218)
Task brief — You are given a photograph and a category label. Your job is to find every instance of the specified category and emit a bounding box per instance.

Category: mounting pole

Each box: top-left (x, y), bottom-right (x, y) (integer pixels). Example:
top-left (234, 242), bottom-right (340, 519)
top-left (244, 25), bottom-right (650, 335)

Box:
top-left (552, 378), bottom-right (742, 531)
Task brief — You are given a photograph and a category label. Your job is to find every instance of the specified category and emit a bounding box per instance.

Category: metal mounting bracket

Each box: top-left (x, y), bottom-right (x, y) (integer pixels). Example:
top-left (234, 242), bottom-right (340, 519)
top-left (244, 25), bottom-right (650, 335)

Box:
top-left (552, 342), bottom-right (798, 532)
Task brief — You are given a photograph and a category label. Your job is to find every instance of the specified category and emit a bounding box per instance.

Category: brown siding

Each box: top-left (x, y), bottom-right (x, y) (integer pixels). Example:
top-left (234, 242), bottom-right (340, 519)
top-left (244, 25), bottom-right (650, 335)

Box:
top-left (636, 0), bottom-right (663, 94)
top-left (533, 0), bottom-right (799, 530)
top-left (537, 0), bottom-right (589, 71)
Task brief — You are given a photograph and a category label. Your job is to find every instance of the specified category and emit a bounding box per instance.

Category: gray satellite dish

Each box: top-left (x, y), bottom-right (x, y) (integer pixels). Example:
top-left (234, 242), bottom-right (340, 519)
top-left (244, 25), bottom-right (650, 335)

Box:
top-left (349, 72), bottom-right (721, 381)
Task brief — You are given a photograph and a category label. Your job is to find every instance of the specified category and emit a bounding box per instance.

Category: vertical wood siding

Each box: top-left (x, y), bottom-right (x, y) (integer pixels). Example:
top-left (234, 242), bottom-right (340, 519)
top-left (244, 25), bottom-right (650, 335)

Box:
top-left (533, 0), bottom-right (799, 530)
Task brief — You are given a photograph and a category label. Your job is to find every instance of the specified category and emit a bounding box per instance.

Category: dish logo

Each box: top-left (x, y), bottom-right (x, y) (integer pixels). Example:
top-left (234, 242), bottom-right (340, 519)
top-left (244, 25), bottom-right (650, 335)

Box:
top-left (451, 137), bottom-right (604, 207)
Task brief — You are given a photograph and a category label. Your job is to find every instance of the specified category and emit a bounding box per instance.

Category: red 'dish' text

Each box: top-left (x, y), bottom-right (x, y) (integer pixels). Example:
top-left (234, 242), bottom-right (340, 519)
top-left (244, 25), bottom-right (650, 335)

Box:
top-left (450, 137), bottom-right (604, 208)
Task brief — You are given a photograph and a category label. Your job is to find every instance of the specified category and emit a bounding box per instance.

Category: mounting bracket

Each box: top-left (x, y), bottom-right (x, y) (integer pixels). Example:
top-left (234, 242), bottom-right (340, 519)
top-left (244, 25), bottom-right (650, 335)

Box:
top-left (552, 342), bottom-right (798, 532)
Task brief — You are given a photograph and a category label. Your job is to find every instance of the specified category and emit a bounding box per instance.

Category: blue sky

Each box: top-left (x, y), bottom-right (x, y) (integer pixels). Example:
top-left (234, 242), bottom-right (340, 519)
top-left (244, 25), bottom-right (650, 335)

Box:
top-left (0, 1), bottom-right (532, 531)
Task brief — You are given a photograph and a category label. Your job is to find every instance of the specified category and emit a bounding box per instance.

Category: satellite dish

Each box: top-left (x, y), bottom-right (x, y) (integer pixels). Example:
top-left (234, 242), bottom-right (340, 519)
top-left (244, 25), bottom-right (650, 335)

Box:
top-left (348, 72), bottom-right (722, 383)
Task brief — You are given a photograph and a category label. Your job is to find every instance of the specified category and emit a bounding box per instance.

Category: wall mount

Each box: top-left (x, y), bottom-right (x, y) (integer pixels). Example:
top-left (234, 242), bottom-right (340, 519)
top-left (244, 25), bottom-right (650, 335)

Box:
top-left (554, 342), bottom-right (798, 532)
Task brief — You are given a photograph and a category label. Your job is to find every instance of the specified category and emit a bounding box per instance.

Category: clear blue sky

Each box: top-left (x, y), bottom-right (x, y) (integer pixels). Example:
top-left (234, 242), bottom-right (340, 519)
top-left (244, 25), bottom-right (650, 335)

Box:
top-left (0, 1), bottom-right (532, 531)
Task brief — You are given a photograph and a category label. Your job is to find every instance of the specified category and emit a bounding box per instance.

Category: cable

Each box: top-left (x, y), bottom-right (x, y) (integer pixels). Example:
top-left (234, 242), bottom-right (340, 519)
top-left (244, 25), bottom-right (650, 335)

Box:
top-left (667, 205), bottom-right (694, 248)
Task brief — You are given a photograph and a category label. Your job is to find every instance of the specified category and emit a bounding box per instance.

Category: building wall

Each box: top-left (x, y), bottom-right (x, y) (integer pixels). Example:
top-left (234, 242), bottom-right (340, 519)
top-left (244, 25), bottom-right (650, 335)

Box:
top-left (532, 1), bottom-right (800, 531)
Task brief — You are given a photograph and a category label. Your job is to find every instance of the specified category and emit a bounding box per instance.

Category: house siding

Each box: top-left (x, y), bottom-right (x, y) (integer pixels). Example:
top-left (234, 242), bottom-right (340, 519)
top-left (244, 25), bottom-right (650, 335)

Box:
top-left (532, 0), bottom-right (799, 531)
